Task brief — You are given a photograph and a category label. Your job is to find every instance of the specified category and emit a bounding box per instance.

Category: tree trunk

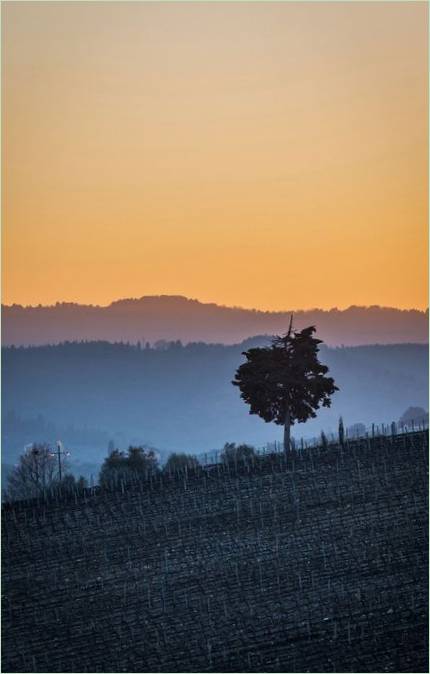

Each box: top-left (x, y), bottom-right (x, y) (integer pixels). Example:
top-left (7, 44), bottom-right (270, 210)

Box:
top-left (283, 406), bottom-right (291, 453)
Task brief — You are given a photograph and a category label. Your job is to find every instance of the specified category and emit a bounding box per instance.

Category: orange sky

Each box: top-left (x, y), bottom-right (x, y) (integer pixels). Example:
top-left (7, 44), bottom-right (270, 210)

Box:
top-left (3, 1), bottom-right (428, 311)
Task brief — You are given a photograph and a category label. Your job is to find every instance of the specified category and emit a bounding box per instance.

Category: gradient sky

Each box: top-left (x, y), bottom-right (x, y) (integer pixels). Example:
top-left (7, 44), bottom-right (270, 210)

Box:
top-left (3, 1), bottom-right (428, 311)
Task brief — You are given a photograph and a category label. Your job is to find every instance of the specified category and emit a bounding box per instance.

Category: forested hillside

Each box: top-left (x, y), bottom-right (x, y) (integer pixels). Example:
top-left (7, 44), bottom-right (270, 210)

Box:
top-left (2, 340), bottom-right (428, 469)
top-left (3, 297), bottom-right (428, 346)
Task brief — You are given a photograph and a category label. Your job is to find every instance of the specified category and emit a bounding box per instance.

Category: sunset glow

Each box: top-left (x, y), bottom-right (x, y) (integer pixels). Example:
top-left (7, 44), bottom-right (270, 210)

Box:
top-left (3, 1), bottom-right (428, 311)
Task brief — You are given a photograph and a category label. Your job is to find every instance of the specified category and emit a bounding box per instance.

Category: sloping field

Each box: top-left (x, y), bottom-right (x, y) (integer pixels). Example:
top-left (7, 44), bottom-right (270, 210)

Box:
top-left (2, 432), bottom-right (428, 673)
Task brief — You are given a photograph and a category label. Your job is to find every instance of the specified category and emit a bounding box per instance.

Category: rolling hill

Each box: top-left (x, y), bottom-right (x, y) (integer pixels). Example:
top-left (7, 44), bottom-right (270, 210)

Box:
top-left (2, 296), bottom-right (428, 346)
top-left (2, 432), bottom-right (428, 672)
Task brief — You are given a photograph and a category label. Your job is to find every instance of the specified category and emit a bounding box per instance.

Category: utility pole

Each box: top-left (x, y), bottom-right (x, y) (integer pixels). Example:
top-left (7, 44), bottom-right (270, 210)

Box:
top-left (54, 441), bottom-right (70, 481)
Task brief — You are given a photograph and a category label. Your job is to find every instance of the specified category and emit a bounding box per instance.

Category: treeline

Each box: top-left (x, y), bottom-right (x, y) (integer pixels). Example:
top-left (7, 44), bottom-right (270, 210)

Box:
top-left (3, 340), bottom-right (428, 468)
top-left (3, 338), bottom-right (231, 353)
top-left (4, 410), bottom-right (428, 503)
top-left (4, 337), bottom-right (429, 356)
top-left (3, 442), bottom-right (257, 502)
top-left (98, 444), bottom-right (256, 488)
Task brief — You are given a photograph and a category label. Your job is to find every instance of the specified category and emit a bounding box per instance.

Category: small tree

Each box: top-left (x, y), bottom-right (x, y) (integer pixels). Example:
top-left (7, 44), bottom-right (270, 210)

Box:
top-left (399, 407), bottom-right (428, 430)
top-left (320, 431), bottom-right (328, 450)
top-left (99, 446), bottom-right (159, 488)
top-left (163, 453), bottom-right (200, 475)
top-left (232, 321), bottom-right (338, 452)
top-left (220, 443), bottom-right (256, 465)
top-left (4, 443), bottom-right (69, 501)
top-left (99, 449), bottom-right (127, 488)
top-left (127, 446), bottom-right (158, 479)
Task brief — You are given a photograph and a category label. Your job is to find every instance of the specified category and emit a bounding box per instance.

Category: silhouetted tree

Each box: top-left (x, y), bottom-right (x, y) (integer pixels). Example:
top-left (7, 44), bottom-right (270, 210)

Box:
top-left (220, 443), bottom-right (256, 465)
top-left (163, 453), bottom-right (200, 475)
top-left (232, 321), bottom-right (338, 451)
top-left (320, 431), bottom-right (328, 450)
top-left (127, 446), bottom-right (158, 478)
top-left (399, 406), bottom-right (428, 429)
top-left (4, 443), bottom-right (71, 501)
top-left (77, 475), bottom-right (87, 490)
top-left (99, 446), bottom-right (159, 488)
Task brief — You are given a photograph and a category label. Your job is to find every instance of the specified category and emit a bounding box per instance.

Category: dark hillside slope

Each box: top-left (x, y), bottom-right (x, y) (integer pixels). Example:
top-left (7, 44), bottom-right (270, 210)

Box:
top-left (2, 432), bottom-right (428, 673)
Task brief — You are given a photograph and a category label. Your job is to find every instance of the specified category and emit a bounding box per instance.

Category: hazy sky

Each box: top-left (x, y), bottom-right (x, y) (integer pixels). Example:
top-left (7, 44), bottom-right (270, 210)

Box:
top-left (3, 1), bottom-right (428, 310)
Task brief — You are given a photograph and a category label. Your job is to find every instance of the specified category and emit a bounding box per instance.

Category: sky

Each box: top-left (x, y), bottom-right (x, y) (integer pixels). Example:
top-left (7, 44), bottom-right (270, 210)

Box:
top-left (3, 1), bottom-right (428, 311)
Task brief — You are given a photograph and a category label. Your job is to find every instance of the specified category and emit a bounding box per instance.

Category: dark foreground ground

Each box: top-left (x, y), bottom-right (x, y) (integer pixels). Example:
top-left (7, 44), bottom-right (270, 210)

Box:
top-left (2, 432), bottom-right (428, 673)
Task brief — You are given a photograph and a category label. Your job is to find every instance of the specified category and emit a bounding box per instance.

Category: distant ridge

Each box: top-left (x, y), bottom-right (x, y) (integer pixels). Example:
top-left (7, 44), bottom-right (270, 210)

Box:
top-left (2, 295), bottom-right (428, 346)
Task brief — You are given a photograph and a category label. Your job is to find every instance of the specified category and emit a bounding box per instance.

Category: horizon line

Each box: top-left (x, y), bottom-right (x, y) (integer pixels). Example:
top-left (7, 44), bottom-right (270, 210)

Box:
top-left (3, 339), bottom-right (429, 351)
top-left (2, 294), bottom-right (429, 314)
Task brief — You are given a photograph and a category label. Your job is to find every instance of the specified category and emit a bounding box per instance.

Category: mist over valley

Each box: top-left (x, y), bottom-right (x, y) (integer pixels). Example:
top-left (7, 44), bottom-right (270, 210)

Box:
top-left (3, 338), bottom-right (427, 479)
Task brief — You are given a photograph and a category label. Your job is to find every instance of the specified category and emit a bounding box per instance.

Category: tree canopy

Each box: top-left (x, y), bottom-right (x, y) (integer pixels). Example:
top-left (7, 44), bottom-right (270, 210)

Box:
top-left (99, 446), bottom-right (159, 488)
top-left (232, 323), bottom-right (338, 450)
top-left (399, 406), bottom-right (428, 428)
top-left (220, 443), bottom-right (256, 465)
top-left (3, 443), bottom-right (86, 502)
top-left (163, 453), bottom-right (200, 475)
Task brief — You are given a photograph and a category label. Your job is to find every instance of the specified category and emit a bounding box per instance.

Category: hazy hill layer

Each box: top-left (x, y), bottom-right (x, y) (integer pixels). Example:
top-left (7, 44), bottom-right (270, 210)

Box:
top-left (2, 296), bottom-right (428, 346)
top-left (2, 340), bottom-right (428, 468)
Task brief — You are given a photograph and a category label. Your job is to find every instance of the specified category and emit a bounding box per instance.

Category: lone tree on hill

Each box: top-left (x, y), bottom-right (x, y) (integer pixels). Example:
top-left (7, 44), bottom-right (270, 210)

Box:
top-left (232, 319), bottom-right (338, 452)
